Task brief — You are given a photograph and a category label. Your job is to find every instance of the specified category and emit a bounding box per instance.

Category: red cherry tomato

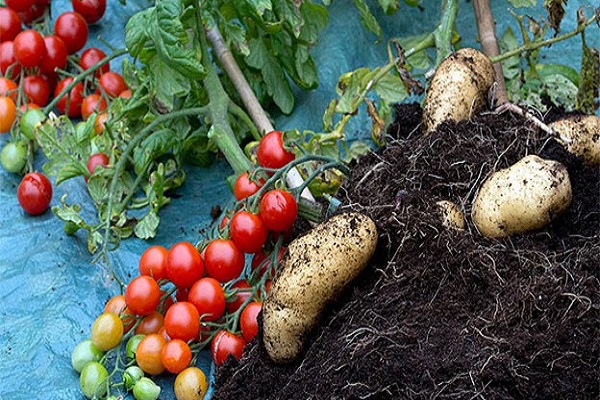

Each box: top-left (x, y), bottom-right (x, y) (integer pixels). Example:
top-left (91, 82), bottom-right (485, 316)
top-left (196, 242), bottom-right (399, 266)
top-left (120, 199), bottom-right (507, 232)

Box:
top-left (80, 93), bottom-right (107, 121)
top-left (175, 287), bottom-right (189, 303)
top-left (5, 0), bottom-right (36, 12)
top-left (211, 330), bottom-right (246, 366)
top-left (13, 30), bottom-right (46, 68)
top-left (79, 47), bottom-right (109, 77)
top-left (86, 152), bottom-right (109, 176)
top-left (188, 277), bottom-right (226, 322)
top-left (166, 242), bottom-right (205, 288)
top-left (0, 96), bottom-right (16, 132)
top-left (16, 0), bottom-right (46, 24)
top-left (54, 77), bottom-right (84, 118)
top-left (0, 77), bottom-right (17, 101)
top-left (161, 339), bottom-right (192, 374)
top-left (0, 41), bottom-right (21, 79)
top-left (118, 89), bottom-right (132, 99)
top-left (54, 12), bottom-right (88, 54)
top-left (17, 172), bottom-right (52, 215)
top-left (139, 245), bottom-right (169, 281)
top-left (257, 130), bottom-right (295, 169)
top-left (230, 211), bottom-right (268, 254)
top-left (226, 280), bottom-right (252, 313)
top-left (23, 75), bottom-right (50, 107)
top-left (240, 301), bottom-right (262, 342)
top-left (124, 275), bottom-right (161, 316)
top-left (164, 301), bottom-right (200, 342)
top-left (134, 310), bottom-right (164, 335)
top-left (233, 172), bottom-right (265, 201)
top-left (72, 0), bottom-right (106, 24)
top-left (97, 72), bottom-right (127, 98)
top-left (251, 247), bottom-right (286, 278)
top-left (259, 189), bottom-right (298, 232)
top-left (204, 239), bottom-right (245, 283)
top-left (0, 8), bottom-right (22, 43)
top-left (39, 35), bottom-right (68, 75)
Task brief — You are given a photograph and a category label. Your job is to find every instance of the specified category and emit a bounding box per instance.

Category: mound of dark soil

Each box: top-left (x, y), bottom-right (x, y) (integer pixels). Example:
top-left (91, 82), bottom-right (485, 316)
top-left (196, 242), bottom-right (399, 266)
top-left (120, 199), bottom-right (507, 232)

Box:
top-left (213, 105), bottom-right (599, 400)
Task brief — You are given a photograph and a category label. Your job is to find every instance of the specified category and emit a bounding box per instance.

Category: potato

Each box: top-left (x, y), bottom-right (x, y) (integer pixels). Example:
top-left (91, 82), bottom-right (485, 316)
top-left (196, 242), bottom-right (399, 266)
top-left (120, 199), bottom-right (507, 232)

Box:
top-left (436, 200), bottom-right (466, 230)
top-left (472, 155), bottom-right (572, 238)
top-left (549, 115), bottom-right (600, 165)
top-left (262, 212), bottom-right (378, 363)
top-left (422, 48), bottom-right (495, 134)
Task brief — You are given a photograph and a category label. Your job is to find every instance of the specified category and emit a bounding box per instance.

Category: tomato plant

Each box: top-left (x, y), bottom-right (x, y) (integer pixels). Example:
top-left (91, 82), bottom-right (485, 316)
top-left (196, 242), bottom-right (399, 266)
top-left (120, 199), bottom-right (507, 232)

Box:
top-left (125, 334), bottom-right (144, 361)
top-left (188, 277), bottom-right (226, 322)
top-left (93, 111), bottom-right (108, 134)
top-left (160, 339), bottom-right (192, 374)
top-left (211, 330), bottom-right (246, 366)
top-left (204, 239), bottom-right (245, 283)
top-left (259, 189), bottom-right (298, 232)
top-left (54, 77), bottom-right (84, 118)
top-left (39, 35), bottom-right (68, 75)
top-left (0, 8), bottom-right (21, 43)
top-left (19, 108), bottom-right (45, 140)
top-left (17, 172), bottom-right (52, 215)
top-left (139, 245), bottom-right (169, 281)
top-left (233, 172), bottom-right (265, 201)
top-left (230, 211), bottom-right (268, 254)
top-left (135, 333), bottom-right (167, 375)
top-left (91, 312), bottom-right (124, 351)
top-left (125, 275), bottom-right (161, 316)
top-left (174, 367), bottom-right (208, 400)
top-left (135, 310), bottom-right (165, 335)
top-left (54, 11), bottom-right (88, 54)
top-left (0, 96), bottom-right (17, 132)
top-left (23, 75), bottom-right (50, 107)
top-left (13, 30), bottom-right (46, 68)
top-left (97, 71), bottom-right (127, 98)
top-left (79, 47), bottom-right (109, 77)
top-left (166, 242), bottom-right (205, 288)
top-left (257, 130), bottom-right (295, 169)
top-left (240, 301), bottom-right (262, 342)
top-left (72, 0), bottom-right (106, 24)
top-left (164, 301), bottom-right (200, 342)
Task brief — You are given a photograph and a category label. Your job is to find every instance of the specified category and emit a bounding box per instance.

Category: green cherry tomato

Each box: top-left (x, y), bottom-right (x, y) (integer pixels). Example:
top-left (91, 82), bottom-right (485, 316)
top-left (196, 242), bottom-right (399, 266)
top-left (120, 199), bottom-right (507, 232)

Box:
top-left (125, 334), bottom-right (145, 361)
top-left (123, 365), bottom-right (145, 391)
top-left (19, 108), bottom-right (45, 140)
top-left (0, 141), bottom-right (27, 173)
top-left (133, 377), bottom-right (161, 400)
top-left (71, 339), bottom-right (105, 374)
top-left (79, 361), bottom-right (109, 399)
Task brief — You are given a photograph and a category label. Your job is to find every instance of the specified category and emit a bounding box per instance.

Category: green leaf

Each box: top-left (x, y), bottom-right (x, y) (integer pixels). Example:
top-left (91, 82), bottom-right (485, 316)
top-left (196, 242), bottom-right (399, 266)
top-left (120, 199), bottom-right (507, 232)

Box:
top-left (133, 129), bottom-right (181, 174)
top-left (246, 0), bottom-right (273, 16)
top-left (298, 3), bottom-right (328, 44)
top-left (151, 0), bottom-right (204, 79)
top-left (507, 0), bottom-right (537, 8)
top-left (343, 140), bottom-right (372, 163)
top-left (334, 67), bottom-right (378, 114)
top-left (125, 8), bottom-right (153, 57)
top-left (148, 55), bottom-right (191, 112)
top-left (323, 99), bottom-right (337, 131)
top-left (394, 34), bottom-right (433, 70)
top-left (293, 45), bottom-right (319, 90)
top-left (499, 27), bottom-right (521, 80)
top-left (353, 0), bottom-right (382, 41)
top-left (543, 73), bottom-right (579, 110)
top-left (537, 63), bottom-right (579, 86)
top-left (246, 37), bottom-right (294, 114)
top-left (378, 0), bottom-right (399, 15)
top-left (544, 0), bottom-right (567, 32)
top-left (56, 162), bottom-right (89, 185)
top-left (273, 0), bottom-right (303, 38)
top-left (134, 212), bottom-right (160, 239)
top-left (221, 20), bottom-right (250, 57)
top-left (373, 73), bottom-right (409, 105)
top-left (576, 39), bottom-right (600, 114)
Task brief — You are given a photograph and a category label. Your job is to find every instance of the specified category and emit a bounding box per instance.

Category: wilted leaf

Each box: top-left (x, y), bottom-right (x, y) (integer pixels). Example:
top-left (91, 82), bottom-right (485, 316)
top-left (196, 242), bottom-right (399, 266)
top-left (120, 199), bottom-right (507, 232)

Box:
top-left (366, 99), bottom-right (385, 147)
top-left (134, 212), bottom-right (160, 239)
top-left (576, 38), bottom-right (600, 114)
top-left (544, 0), bottom-right (567, 32)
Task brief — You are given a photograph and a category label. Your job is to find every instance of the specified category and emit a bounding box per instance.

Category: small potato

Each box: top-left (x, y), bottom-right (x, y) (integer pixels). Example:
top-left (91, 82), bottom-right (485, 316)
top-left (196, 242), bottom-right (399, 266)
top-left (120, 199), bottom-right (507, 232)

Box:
top-left (436, 200), bottom-right (466, 230)
top-left (549, 115), bottom-right (600, 165)
top-left (472, 155), bottom-right (572, 238)
top-left (262, 212), bottom-right (377, 363)
top-left (422, 48), bottom-right (495, 134)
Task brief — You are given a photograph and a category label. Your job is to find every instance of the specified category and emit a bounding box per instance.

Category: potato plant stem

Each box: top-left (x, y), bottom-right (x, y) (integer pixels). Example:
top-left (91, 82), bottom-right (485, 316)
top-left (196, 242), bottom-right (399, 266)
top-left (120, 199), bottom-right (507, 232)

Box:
top-left (491, 14), bottom-right (597, 63)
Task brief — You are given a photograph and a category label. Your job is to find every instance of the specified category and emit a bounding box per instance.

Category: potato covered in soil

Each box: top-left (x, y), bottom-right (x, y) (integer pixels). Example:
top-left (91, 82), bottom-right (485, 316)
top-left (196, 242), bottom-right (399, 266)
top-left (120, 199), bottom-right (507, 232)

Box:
top-left (262, 212), bottom-right (378, 363)
top-left (422, 48), bottom-right (495, 134)
top-left (436, 200), bottom-right (466, 230)
top-left (472, 155), bottom-right (572, 238)
top-left (549, 115), bottom-right (600, 165)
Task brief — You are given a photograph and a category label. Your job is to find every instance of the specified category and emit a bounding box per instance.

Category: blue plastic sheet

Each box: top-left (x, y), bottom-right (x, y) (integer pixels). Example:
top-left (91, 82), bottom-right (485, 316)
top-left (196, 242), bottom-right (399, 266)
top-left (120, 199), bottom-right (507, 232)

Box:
top-left (0, 1), bottom-right (597, 399)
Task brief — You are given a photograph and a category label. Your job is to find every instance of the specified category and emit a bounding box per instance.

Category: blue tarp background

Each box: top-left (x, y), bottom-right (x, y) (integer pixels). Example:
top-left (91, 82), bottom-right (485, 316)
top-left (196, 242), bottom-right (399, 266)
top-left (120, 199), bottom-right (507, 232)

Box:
top-left (0, 1), bottom-right (597, 399)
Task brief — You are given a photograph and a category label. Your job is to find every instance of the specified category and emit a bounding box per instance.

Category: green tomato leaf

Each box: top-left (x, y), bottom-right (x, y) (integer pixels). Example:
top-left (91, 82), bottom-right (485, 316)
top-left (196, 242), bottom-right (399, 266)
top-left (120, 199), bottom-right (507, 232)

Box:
top-left (378, 0), bottom-right (399, 15)
top-left (293, 45), bottom-right (319, 90)
top-left (353, 0), bottom-right (382, 41)
top-left (507, 0), bottom-right (537, 8)
top-left (576, 39), bottom-right (600, 114)
top-left (125, 8), bottom-right (153, 57)
top-left (134, 212), bottom-right (160, 240)
top-left (56, 162), bottom-right (89, 185)
top-left (151, 0), bottom-right (204, 80)
top-left (273, 0), bottom-right (303, 38)
top-left (148, 55), bottom-right (191, 112)
top-left (323, 99), bottom-right (337, 131)
top-left (499, 27), bottom-right (521, 81)
top-left (221, 19), bottom-right (250, 57)
top-left (298, 3), bottom-right (328, 44)
top-left (246, 0), bottom-right (273, 16)
top-left (246, 37), bottom-right (294, 114)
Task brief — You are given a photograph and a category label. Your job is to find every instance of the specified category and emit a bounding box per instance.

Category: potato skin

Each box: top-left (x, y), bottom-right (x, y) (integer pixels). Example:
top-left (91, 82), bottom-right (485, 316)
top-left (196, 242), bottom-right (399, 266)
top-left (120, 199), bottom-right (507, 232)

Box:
top-left (549, 115), bottom-right (600, 165)
top-left (422, 48), bottom-right (495, 134)
top-left (436, 200), bottom-right (466, 230)
top-left (263, 212), bottom-right (378, 363)
top-left (472, 155), bottom-right (572, 238)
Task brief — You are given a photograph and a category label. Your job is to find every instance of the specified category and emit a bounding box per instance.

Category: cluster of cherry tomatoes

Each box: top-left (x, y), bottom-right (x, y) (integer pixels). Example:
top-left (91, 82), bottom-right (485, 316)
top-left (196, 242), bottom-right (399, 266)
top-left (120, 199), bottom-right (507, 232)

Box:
top-left (0, 0), bottom-right (130, 217)
top-left (72, 129), bottom-right (300, 399)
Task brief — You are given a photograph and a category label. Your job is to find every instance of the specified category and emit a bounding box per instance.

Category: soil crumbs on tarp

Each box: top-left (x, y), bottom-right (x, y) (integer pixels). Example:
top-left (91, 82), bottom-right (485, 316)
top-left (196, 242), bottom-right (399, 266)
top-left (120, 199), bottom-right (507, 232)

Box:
top-left (213, 104), bottom-right (599, 400)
